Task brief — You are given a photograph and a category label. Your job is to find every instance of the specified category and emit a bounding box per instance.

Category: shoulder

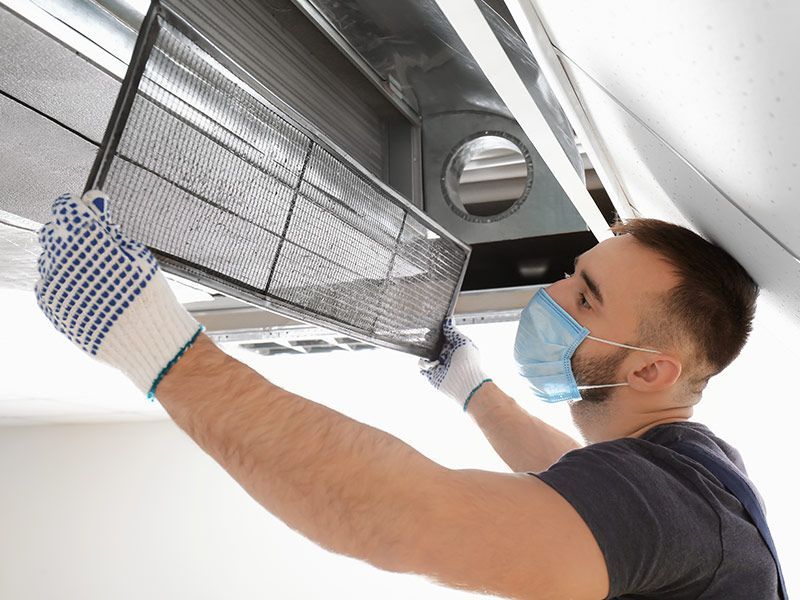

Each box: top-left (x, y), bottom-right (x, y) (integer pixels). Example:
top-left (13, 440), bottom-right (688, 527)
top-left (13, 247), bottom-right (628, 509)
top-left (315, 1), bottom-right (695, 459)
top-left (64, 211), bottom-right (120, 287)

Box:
top-left (533, 428), bottom-right (724, 596)
top-left (536, 433), bottom-right (723, 538)
top-left (538, 422), bottom-right (740, 514)
top-left (643, 421), bottom-right (750, 474)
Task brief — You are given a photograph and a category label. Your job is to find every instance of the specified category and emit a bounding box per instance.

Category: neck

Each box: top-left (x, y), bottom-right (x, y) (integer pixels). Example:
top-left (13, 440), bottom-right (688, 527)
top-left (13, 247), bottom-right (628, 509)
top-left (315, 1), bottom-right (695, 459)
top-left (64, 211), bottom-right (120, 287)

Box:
top-left (571, 389), bottom-right (694, 444)
top-left (625, 412), bottom-right (693, 438)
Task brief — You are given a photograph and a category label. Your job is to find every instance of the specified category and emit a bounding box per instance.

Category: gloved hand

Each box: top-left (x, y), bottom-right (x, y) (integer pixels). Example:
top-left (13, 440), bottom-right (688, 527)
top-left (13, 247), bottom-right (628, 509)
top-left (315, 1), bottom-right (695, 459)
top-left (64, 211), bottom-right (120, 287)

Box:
top-left (35, 191), bottom-right (204, 399)
top-left (419, 317), bottom-right (492, 411)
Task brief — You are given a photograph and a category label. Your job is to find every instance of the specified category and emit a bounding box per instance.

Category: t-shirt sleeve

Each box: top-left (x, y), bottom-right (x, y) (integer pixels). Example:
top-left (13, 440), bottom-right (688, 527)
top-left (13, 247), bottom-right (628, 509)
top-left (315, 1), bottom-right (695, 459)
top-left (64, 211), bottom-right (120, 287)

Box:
top-left (534, 439), bottom-right (721, 597)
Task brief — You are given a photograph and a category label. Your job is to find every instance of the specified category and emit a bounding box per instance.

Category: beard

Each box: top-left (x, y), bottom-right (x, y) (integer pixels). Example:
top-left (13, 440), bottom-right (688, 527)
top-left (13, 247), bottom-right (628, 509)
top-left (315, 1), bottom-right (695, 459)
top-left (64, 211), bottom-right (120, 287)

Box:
top-left (568, 346), bottom-right (629, 442)
top-left (572, 347), bottom-right (629, 404)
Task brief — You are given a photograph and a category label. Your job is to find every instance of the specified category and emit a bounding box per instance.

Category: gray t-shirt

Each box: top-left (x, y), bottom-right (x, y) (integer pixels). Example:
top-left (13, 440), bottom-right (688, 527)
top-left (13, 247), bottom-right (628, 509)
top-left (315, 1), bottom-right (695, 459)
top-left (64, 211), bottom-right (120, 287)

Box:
top-left (534, 422), bottom-right (779, 598)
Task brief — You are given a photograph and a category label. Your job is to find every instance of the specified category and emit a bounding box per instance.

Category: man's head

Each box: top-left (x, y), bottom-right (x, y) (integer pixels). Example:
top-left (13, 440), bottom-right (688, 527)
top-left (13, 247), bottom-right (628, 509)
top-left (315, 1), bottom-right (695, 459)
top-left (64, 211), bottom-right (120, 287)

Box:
top-left (546, 218), bottom-right (758, 441)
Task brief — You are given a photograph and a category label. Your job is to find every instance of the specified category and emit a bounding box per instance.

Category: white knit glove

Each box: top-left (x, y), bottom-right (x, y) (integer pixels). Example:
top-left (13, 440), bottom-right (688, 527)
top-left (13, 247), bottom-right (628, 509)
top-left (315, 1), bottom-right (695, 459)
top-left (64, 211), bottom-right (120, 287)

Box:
top-left (419, 318), bottom-right (492, 411)
top-left (35, 191), bottom-right (204, 398)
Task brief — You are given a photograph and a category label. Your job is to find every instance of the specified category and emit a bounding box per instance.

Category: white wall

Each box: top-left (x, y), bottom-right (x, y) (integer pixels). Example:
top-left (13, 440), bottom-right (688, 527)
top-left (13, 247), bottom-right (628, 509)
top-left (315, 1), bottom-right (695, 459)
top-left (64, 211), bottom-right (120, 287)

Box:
top-left (0, 419), bottom-right (486, 600)
top-left (1, 319), bottom-right (797, 597)
top-left (0, 326), bottom-right (517, 600)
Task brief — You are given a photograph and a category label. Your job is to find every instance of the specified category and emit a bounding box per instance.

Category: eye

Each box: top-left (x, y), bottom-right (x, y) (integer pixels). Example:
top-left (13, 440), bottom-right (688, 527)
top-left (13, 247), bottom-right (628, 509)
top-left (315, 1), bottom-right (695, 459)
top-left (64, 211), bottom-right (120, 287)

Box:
top-left (579, 292), bottom-right (591, 309)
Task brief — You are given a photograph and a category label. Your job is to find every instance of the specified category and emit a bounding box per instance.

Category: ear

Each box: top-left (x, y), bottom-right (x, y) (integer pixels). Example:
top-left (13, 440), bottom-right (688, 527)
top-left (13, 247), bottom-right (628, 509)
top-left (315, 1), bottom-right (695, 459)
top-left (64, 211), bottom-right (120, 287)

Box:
top-left (627, 355), bottom-right (682, 392)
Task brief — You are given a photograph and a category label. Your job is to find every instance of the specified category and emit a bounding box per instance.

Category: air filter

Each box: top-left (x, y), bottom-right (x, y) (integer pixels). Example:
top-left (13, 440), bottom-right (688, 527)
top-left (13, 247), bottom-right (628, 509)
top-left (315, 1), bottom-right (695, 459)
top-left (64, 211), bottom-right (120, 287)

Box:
top-left (86, 1), bottom-right (470, 359)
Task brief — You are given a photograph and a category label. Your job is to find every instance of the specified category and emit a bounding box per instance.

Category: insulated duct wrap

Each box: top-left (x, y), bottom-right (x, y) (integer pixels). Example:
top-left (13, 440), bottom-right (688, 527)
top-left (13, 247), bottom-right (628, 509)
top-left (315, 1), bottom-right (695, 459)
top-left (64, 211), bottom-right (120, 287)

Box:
top-left (88, 2), bottom-right (469, 358)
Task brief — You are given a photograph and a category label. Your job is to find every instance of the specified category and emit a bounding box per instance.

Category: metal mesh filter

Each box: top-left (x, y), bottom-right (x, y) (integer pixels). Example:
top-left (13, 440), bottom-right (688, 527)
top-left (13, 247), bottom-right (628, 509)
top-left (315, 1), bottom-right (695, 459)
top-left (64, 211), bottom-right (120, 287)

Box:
top-left (86, 2), bottom-right (469, 358)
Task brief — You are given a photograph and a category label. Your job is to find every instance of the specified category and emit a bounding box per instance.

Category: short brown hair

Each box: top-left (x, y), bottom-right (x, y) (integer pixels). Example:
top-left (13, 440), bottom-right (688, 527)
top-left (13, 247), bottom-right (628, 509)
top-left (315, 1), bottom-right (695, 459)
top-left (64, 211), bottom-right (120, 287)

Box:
top-left (611, 219), bottom-right (758, 384)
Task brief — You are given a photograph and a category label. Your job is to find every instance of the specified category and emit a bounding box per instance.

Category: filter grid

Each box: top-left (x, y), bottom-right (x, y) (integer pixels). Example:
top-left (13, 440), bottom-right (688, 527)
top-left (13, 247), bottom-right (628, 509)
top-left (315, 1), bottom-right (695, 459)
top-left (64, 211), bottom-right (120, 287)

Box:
top-left (91, 5), bottom-right (469, 358)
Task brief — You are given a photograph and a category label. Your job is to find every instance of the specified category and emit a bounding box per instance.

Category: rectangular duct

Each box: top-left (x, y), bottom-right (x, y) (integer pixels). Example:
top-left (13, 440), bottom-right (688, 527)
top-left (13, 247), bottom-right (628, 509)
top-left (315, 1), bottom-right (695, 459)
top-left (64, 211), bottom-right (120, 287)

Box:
top-left (87, 1), bottom-right (469, 358)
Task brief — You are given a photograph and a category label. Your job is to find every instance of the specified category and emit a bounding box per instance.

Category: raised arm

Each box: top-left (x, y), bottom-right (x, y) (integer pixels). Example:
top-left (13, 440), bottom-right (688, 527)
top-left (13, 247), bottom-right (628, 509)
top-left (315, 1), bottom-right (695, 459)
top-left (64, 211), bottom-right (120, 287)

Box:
top-left (157, 333), bottom-right (443, 569)
top-left (420, 321), bottom-right (581, 472)
top-left (156, 333), bottom-right (607, 599)
top-left (34, 191), bottom-right (607, 598)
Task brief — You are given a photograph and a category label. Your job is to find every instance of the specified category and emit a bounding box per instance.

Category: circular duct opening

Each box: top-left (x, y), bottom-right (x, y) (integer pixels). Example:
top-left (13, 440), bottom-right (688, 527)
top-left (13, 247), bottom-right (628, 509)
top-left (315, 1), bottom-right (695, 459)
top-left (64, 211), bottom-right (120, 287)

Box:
top-left (442, 132), bottom-right (533, 222)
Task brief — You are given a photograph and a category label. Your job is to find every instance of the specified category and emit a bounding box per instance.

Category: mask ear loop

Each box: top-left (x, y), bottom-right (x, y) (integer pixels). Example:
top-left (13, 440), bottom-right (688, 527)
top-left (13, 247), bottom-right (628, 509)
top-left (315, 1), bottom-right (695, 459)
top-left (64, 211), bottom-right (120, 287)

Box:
top-left (577, 382), bottom-right (628, 390)
top-left (585, 335), bottom-right (661, 354)
top-left (576, 337), bottom-right (662, 390)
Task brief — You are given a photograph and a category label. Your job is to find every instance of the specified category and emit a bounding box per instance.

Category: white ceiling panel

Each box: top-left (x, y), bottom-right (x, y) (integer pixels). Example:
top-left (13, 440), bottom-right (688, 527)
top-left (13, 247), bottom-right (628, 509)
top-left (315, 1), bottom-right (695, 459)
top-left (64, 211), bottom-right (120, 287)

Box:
top-left (557, 58), bottom-right (800, 342)
top-left (532, 0), bottom-right (800, 257)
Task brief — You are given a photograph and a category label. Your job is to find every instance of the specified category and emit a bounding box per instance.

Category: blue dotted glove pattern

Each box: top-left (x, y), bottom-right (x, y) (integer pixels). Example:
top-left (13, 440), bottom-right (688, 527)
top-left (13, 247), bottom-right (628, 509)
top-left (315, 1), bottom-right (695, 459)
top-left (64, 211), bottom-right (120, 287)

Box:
top-left (419, 317), bottom-right (473, 388)
top-left (35, 192), bottom-right (159, 356)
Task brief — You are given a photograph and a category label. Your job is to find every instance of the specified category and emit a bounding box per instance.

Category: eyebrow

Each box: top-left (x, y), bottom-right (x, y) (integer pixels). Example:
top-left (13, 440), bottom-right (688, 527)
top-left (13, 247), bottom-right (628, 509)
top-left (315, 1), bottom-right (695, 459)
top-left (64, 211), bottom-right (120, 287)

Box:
top-left (574, 255), bottom-right (604, 306)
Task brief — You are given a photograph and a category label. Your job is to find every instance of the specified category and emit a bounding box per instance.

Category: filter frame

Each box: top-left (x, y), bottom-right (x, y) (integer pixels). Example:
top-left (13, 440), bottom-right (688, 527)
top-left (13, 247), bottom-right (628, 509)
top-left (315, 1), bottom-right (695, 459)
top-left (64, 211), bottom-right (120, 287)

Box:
top-left (86, 0), bottom-right (471, 359)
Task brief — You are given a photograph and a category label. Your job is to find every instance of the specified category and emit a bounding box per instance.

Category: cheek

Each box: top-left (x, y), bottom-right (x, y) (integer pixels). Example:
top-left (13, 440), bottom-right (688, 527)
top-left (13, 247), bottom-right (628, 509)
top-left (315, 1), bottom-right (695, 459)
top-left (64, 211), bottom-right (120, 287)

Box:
top-left (572, 339), bottom-right (594, 364)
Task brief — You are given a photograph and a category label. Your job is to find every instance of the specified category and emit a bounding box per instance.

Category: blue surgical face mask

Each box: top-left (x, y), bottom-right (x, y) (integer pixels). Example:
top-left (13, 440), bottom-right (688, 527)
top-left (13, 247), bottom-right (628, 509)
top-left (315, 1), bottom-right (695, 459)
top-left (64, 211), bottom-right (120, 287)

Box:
top-left (513, 288), bottom-right (661, 403)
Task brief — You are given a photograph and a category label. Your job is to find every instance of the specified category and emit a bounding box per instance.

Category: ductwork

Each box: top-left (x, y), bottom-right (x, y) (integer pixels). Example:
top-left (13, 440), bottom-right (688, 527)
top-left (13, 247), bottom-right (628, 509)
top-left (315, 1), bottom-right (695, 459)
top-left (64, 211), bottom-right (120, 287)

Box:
top-left (0, 0), bottom-right (600, 350)
top-left (293, 0), bottom-right (587, 246)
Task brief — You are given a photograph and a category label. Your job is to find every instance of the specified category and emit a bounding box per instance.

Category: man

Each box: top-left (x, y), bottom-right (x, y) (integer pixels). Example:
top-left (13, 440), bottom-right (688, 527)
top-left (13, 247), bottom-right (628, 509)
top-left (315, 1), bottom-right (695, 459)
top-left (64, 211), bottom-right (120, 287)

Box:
top-left (34, 191), bottom-right (780, 598)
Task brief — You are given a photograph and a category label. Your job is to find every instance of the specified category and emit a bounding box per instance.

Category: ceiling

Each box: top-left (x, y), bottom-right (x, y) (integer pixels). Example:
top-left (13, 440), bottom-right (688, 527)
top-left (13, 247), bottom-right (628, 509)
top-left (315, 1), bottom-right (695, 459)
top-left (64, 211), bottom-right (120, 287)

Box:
top-left (3, 0), bottom-right (799, 423)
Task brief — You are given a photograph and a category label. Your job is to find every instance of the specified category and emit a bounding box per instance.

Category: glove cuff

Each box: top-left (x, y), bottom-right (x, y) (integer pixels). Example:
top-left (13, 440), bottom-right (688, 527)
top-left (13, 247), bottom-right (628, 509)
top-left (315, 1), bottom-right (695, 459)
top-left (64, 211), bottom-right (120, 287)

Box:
top-left (95, 270), bottom-right (203, 397)
top-left (463, 378), bottom-right (493, 412)
top-left (443, 356), bottom-right (490, 409)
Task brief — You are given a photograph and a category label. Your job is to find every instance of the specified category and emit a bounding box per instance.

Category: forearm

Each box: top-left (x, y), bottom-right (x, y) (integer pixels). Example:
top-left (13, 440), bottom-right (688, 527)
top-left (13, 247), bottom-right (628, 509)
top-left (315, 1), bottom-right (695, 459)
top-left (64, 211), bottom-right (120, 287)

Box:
top-left (156, 334), bottom-right (443, 571)
top-left (467, 382), bottom-right (581, 472)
